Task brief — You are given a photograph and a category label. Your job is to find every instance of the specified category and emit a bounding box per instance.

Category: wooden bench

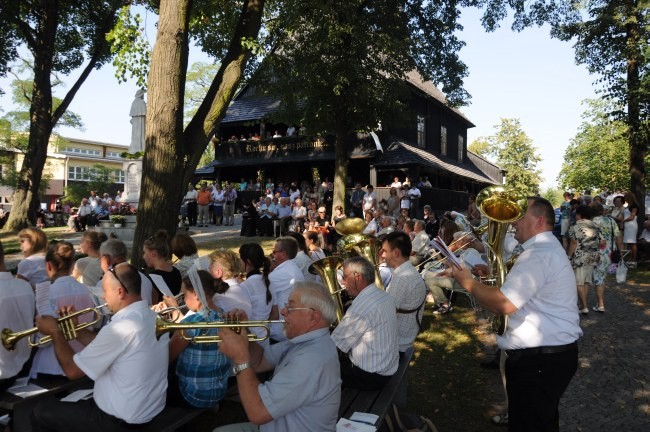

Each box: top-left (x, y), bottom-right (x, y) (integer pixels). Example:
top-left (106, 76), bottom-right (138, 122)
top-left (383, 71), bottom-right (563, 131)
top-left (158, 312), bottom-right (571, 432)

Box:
top-left (338, 346), bottom-right (415, 429)
top-left (0, 375), bottom-right (92, 432)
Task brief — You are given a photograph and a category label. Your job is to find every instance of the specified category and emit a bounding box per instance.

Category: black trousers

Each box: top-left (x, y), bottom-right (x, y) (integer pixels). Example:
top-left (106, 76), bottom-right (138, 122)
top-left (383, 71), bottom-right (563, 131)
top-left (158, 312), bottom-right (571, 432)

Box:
top-left (339, 354), bottom-right (392, 391)
top-left (505, 342), bottom-right (578, 432)
top-left (186, 201), bottom-right (197, 225)
top-left (32, 397), bottom-right (153, 432)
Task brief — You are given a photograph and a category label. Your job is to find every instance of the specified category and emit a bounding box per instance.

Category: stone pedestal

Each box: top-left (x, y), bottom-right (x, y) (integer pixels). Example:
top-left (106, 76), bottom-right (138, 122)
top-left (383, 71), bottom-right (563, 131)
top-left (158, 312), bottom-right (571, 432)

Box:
top-left (122, 160), bottom-right (142, 207)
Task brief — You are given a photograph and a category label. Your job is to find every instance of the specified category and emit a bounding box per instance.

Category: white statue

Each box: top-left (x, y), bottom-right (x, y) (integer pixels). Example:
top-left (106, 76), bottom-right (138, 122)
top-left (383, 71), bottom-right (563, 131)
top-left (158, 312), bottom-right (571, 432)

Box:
top-left (129, 89), bottom-right (146, 153)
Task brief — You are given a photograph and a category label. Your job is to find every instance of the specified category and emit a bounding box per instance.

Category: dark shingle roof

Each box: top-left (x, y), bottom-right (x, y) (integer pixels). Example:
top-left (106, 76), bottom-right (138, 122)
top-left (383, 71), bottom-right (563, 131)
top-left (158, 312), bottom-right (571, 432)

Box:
top-left (222, 95), bottom-right (282, 124)
top-left (375, 141), bottom-right (497, 184)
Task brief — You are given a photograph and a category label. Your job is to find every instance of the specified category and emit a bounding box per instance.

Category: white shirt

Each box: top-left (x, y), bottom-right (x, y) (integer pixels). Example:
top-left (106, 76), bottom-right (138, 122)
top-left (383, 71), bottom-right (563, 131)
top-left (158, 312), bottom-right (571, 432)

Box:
top-left (184, 189), bottom-right (198, 201)
top-left (363, 192), bottom-right (376, 211)
top-left (74, 257), bottom-right (103, 287)
top-left (411, 230), bottom-right (430, 257)
top-left (74, 301), bottom-right (168, 424)
top-left (0, 273), bottom-right (35, 379)
top-left (30, 276), bottom-right (95, 378)
top-left (499, 231), bottom-right (583, 350)
top-left (241, 274), bottom-right (273, 346)
top-left (293, 251), bottom-right (316, 282)
top-left (331, 284), bottom-right (398, 375)
top-left (408, 187), bottom-right (421, 199)
top-left (268, 260), bottom-right (304, 341)
top-left (17, 253), bottom-right (47, 288)
top-left (211, 189), bottom-right (225, 205)
top-left (213, 278), bottom-right (252, 317)
top-left (386, 261), bottom-right (427, 352)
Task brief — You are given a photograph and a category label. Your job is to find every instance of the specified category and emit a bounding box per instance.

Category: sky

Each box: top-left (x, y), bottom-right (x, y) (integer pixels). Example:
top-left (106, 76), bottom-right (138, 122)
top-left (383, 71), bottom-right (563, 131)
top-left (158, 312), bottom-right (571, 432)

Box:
top-left (0, 7), bottom-right (598, 190)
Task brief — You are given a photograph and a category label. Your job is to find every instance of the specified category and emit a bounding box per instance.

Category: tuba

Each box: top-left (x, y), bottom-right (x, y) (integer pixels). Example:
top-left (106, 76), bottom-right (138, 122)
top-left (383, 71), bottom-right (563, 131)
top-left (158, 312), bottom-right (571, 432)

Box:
top-left (475, 185), bottom-right (527, 336)
top-left (334, 218), bottom-right (384, 290)
top-left (309, 256), bottom-right (346, 324)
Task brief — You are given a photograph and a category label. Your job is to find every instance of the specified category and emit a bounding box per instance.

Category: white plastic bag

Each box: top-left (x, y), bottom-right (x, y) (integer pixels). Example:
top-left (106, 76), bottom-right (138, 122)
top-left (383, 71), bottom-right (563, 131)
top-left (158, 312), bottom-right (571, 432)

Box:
top-left (616, 261), bottom-right (628, 283)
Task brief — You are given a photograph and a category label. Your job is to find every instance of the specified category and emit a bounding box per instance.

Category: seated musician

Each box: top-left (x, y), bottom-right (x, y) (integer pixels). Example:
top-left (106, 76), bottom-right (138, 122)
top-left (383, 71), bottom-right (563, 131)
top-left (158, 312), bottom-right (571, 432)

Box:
top-left (422, 230), bottom-right (487, 315)
top-left (32, 263), bottom-right (169, 431)
top-left (0, 240), bottom-right (35, 391)
top-left (331, 256), bottom-right (398, 390)
top-left (212, 282), bottom-right (341, 432)
top-left (30, 241), bottom-right (95, 379)
top-left (381, 232), bottom-right (427, 353)
top-left (164, 269), bottom-right (231, 409)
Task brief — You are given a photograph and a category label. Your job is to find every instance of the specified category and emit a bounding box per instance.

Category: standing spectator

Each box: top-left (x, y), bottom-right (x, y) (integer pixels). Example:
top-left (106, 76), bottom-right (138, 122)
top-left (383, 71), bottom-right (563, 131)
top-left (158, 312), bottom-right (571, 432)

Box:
top-left (363, 185), bottom-right (377, 213)
top-left (322, 182), bottom-right (334, 215)
top-left (399, 185), bottom-right (411, 217)
top-left (211, 183), bottom-right (225, 225)
top-left (381, 231), bottom-right (427, 353)
top-left (568, 205), bottom-right (603, 314)
top-left (196, 183), bottom-right (212, 227)
top-left (258, 197), bottom-right (277, 237)
top-left (408, 184), bottom-right (422, 218)
top-left (183, 183), bottom-right (198, 226)
top-left (591, 203), bottom-right (623, 312)
top-left (0, 240), bottom-right (35, 391)
top-left (350, 182), bottom-right (365, 218)
top-left (387, 187), bottom-right (400, 218)
top-left (622, 191), bottom-right (640, 267)
top-left (223, 183), bottom-right (238, 226)
top-left (560, 192), bottom-right (572, 242)
top-left (332, 257), bottom-right (398, 390)
top-left (16, 227), bottom-right (48, 288)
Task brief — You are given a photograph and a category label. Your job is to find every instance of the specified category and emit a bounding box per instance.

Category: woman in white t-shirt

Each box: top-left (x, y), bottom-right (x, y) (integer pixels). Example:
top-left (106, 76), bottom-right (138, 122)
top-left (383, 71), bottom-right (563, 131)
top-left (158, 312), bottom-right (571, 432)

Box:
top-left (73, 231), bottom-right (107, 286)
top-left (238, 243), bottom-right (273, 346)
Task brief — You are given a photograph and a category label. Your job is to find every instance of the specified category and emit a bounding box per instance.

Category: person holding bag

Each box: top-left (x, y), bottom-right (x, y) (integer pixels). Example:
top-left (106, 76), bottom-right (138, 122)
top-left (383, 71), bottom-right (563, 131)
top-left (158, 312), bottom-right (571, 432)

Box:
top-left (591, 203), bottom-right (623, 312)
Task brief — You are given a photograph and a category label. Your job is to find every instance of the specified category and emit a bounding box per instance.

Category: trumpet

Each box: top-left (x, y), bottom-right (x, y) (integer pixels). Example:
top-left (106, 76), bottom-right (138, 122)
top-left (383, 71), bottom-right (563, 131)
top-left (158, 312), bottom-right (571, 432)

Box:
top-left (155, 316), bottom-right (285, 343)
top-left (2, 305), bottom-right (106, 351)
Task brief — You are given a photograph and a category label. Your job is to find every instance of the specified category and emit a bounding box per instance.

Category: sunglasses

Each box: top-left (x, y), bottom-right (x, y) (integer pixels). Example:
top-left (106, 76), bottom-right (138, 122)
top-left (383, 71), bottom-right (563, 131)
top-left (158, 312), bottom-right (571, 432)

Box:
top-left (108, 264), bottom-right (129, 294)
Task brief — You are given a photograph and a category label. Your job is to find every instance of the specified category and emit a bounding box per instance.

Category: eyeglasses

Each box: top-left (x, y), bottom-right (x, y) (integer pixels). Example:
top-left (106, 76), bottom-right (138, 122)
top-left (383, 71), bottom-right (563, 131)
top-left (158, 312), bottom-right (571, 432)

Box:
top-left (271, 249), bottom-right (284, 255)
top-left (108, 264), bottom-right (129, 294)
top-left (283, 304), bottom-right (316, 314)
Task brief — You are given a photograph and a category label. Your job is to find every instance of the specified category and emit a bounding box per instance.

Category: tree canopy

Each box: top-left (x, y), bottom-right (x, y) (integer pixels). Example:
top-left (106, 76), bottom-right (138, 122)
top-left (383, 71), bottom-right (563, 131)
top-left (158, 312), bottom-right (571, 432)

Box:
top-left (470, 118), bottom-right (542, 196)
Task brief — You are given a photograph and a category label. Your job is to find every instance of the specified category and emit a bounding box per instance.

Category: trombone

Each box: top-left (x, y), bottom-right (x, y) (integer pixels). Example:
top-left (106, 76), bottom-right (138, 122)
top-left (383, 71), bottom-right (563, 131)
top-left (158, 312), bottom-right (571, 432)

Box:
top-left (2, 305), bottom-right (106, 351)
top-left (155, 316), bottom-right (285, 343)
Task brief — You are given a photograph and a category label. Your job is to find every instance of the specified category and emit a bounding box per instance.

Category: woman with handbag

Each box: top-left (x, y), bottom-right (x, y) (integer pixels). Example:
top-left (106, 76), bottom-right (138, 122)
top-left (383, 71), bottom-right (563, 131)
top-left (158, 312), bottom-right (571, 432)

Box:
top-left (591, 203), bottom-right (624, 312)
top-left (622, 192), bottom-right (640, 268)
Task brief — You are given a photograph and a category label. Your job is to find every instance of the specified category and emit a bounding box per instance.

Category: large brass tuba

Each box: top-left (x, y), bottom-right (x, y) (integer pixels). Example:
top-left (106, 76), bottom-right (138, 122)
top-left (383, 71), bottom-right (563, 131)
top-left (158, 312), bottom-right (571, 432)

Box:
top-left (335, 218), bottom-right (384, 290)
top-left (475, 185), bottom-right (527, 335)
top-left (308, 256), bottom-right (346, 324)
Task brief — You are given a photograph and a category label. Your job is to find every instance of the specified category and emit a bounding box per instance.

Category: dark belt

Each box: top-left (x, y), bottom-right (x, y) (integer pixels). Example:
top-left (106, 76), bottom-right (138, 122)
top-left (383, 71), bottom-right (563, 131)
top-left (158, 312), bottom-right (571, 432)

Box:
top-left (506, 341), bottom-right (577, 357)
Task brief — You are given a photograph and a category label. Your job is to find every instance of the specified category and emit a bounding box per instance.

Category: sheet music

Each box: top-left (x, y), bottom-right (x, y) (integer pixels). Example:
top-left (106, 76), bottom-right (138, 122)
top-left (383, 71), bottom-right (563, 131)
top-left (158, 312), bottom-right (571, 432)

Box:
top-left (35, 281), bottom-right (55, 316)
top-left (187, 265), bottom-right (208, 308)
top-left (61, 389), bottom-right (94, 402)
top-left (430, 236), bottom-right (463, 270)
top-left (149, 274), bottom-right (174, 298)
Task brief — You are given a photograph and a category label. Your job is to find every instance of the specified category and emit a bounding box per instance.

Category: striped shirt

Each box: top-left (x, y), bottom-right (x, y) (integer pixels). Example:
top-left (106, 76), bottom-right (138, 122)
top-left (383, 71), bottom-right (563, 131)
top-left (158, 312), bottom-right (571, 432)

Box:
top-left (331, 284), bottom-right (398, 375)
top-left (176, 309), bottom-right (231, 408)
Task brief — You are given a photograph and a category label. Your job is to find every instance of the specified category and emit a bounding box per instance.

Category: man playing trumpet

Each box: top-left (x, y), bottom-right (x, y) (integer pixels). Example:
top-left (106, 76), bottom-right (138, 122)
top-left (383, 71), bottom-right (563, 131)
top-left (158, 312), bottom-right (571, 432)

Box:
top-left (31, 263), bottom-right (169, 432)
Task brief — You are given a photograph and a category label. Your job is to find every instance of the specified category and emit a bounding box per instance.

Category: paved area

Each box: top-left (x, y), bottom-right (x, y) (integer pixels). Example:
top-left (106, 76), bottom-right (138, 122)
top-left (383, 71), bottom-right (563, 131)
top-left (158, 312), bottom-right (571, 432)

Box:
top-left (559, 274), bottom-right (649, 431)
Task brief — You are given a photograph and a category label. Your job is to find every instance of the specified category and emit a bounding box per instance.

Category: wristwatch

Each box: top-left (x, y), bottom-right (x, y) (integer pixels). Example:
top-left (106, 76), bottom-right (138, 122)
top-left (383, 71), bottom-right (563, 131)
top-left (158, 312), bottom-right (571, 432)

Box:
top-left (232, 362), bottom-right (250, 376)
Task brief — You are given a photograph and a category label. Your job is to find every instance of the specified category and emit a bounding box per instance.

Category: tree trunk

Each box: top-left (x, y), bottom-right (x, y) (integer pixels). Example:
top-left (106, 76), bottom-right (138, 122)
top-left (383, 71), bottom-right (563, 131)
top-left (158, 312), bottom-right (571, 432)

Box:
top-left (333, 128), bottom-right (349, 217)
top-left (625, 11), bottom-right (647, 231)
top-left (3, 3), bottom-right (57, 232)
top-left (131, 0), bottom-right (265, 266)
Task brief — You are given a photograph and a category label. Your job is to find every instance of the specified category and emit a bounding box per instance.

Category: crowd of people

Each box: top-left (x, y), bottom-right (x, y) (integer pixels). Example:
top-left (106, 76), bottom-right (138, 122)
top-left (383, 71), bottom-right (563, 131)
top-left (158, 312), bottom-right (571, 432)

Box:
top-left (0, 180), bottom-right (647, 432)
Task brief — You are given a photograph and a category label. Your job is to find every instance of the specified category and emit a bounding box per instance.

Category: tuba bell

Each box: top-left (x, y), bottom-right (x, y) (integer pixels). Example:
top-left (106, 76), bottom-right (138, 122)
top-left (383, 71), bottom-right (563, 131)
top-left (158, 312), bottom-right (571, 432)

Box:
top-left (476, 185), bottom-right (527, 335)
top-left (308, 256), bottom-right (346, 324)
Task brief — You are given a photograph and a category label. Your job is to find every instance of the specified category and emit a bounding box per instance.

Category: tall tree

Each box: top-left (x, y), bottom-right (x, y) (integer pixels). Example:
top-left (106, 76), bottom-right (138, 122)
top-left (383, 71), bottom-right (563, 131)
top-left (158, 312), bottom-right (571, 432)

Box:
top-left (130, 0), bottom-right (265, 265)
top-left (558, 99), bottom-right (632, 191)
top-left (475, 118), bottom-right (542, 196)
top-left (0, 0), bottom-right (126, 230)
top-left (481, 0), bottom-right (649, 226)
top-left (258, 0), bottom-right (472, 214)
